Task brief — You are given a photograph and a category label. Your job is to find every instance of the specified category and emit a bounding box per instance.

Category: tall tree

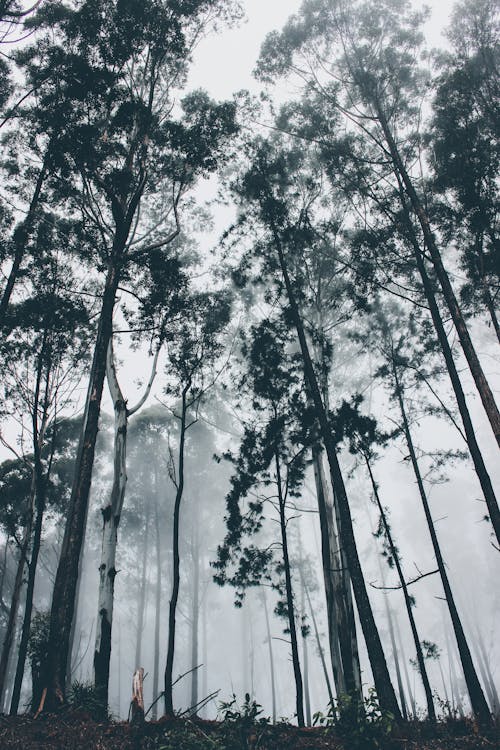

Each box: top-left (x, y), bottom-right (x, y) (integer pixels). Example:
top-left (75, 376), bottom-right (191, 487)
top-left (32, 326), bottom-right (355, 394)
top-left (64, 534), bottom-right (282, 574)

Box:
top-left (333, 398), bottom-right (436, 721)
top-left (388, 343), bottom-right (491, 724)
top-left (214, 317), bottom-right (310, 727)
top-left (93, 249), bottom-right (188, 714)
top-left (257, 0), bottom-right (500, 451)
top-left (163, 290), bottom-right (231, 716)
top-left (20, 0), bottom-right (239, 710)
top-left (231, 139), bottom-right (401, 719)
top-left (431, 0), bottom-right (499, 340)
top-left (0, 235), bottom-right (90, 713)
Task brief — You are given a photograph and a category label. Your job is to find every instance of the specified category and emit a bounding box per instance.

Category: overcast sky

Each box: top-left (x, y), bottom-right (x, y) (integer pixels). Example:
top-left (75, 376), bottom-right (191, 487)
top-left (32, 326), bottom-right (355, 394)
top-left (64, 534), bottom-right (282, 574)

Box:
top-left (188, 0), bottom-right (456, 100)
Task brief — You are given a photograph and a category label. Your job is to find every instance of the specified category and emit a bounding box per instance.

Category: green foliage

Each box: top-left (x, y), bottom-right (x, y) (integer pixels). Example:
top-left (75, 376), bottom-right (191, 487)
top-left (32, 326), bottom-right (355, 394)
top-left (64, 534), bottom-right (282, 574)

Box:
top-left (67, 680), bottom-right (112, 721)
top-left (159, 725), bottom-right (225, 750)
top-left (218, 694), bottom-right (271, 749)
top-left (219, 693), bottom-right (267, 727)
top-left (313, 689), bottom-right (395, 750)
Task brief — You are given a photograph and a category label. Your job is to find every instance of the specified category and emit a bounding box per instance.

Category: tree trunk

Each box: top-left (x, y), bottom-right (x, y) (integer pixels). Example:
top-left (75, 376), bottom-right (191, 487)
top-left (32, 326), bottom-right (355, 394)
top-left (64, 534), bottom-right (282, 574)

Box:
top-left (135, 501), bottom-right (151, 670)
top-left (438, 659), bottom-right (452, 717)
top-left (130, 667), bottom-right (145, 725)
top-left (164, 386), bottom-right (188, 717)
top-left (387, 169), bottom-right (500, 544)
top-left (93, 340), bottom-right (128, 714)
top-left (303, 578), bottom-right (334, 707)
top-left (472, 626), bottom-right (499, 717)
top-left (376, 103), bottom-right (500, 450)
top-left (384, 598), bottom-right (408, 721)
top-left (393, 362), bottom-right (491, 725)
top-left (201, 586), bottom-right (208, 718)
top-left (0, 504), bottom-right (33, 708)
top-left (365, 455), bottom-right (435, 721)
top-left (10, 462), bottom-right (47, 715)
top-left (261, 590), bottom-right (277, 723)
top-left (190, 516), bottom-right (200, 713)
top-left (300, 582), bottom-right (312, 727)
top-left (43, 256), bottom-right (122, 709)
top-left (445, 627), bottom-right (465, 718)
top-left (312, 333), bottom-right (362, 699)
top-left (271, 224), bottom-right (401, 720)
top-left (275, 450), bottom-right (305, 727)
top-left (152, 471), bottom-right (162, 721)
top-left (388, 176), bottom-right (500, 544)
top-left (395, 617), bottom-right (416, 718)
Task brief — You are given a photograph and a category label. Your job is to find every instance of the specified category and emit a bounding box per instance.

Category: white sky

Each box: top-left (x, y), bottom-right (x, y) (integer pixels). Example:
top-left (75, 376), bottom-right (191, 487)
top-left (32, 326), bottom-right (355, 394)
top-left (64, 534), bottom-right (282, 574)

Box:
top-left (188, 0), bottom-right (456, 100)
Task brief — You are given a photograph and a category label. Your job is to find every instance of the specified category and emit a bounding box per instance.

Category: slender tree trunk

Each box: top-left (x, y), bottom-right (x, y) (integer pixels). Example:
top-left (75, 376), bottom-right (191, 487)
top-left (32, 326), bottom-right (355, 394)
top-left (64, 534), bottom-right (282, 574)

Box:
top-left (438, 659), bottom-right (452, 717)
top-left (135, 501), bottom-right (151, 670)
top-left (164, 386), bottom-right (188, 716)
top-left (152, 471), bottom-right (162, 721)
top-left (10, 464), bottom-right (47, 715)
top-left (300, 583), bottom-right (312, 727)
top-left (275, 450), bottom-right (305, 727)
top-left (372, 507), bottom-right (408, 720)
top-left (395, 618), bottom-right (416, 718)
top-left (393, 362), bottom-right (491, 725)
top-left (445, 627), bottom-right (464, 718)
top-left (311, 447), bottom-right (345, 695)
top-left (365, 455), bottom-right (435, 721)
top-left (313, 446), bottom-right (363, 699)
top-left (391, 177), bottom-right (500, 544)
top-left (43, 255), bottom-right (122, 709)
top-left (472, 626), bottom-right (499, 716)
top-left (312, 335), bottom-right (362, 699)
top-left (201, 587), bottom-right (208, 717)
top-left (190, 516), bottom-right (200, 713)
top-left (0, 503), bottom-right (33, 707)
top-left (271, 224), bottom-right (401, 720)
top-left (376, 103), bottom-right (500, 450)
top-left (117, 619), bottom-right (122, 718)
top-left (384, 598), bottom-right (408, 721)
top-left (261, 590), bottom-right (277, 723)
top-left (303, 578), bottom-right (334, 707)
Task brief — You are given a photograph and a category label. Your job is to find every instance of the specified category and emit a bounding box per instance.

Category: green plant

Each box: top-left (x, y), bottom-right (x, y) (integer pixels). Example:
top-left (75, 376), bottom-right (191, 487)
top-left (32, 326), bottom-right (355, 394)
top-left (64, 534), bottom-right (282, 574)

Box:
top-left (313, 689), bottom-right (395, 750)
top-left (218, 693), bottom-right (270, 749)
top-left (67, 680), bottom-right (111, 721)
top-left (159, 724), bottom-right (225, 750)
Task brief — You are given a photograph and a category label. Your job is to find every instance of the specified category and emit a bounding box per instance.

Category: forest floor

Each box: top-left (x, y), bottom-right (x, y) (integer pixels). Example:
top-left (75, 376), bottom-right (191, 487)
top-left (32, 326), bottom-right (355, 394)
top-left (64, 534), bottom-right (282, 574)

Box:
top-left (0, 712), bottom-right (498, 750)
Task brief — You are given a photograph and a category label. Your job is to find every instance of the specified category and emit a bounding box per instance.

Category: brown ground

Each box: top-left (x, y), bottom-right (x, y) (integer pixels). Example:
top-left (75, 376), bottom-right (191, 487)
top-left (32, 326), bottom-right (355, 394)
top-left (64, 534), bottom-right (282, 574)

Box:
top-left (0, 713), bottom-right (497, 750)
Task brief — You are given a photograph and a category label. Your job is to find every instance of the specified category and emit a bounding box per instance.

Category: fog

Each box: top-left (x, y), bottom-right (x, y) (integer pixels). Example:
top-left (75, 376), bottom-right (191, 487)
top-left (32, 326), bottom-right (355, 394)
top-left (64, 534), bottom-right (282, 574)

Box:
top-left (0, 0), bottom-right (498, 733)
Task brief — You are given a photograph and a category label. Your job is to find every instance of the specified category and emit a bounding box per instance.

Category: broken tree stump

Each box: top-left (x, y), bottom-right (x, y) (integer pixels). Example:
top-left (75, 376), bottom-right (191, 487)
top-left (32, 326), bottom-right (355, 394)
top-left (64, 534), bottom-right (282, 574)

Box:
top-left (130, 667), bottom-right (145, 725)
